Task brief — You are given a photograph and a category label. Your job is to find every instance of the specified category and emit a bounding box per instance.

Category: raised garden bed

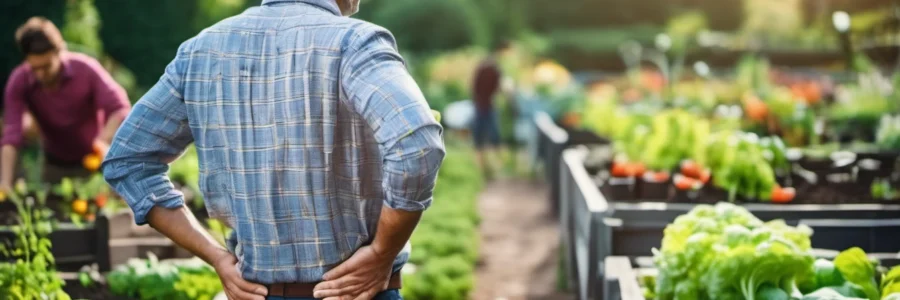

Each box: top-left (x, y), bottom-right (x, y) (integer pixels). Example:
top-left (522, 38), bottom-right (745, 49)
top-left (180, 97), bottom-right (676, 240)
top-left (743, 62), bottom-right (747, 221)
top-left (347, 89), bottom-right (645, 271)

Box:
top-left (605, 250), bottom-right (900, 300)
top-left (0, 214), bottom-right (111, 272)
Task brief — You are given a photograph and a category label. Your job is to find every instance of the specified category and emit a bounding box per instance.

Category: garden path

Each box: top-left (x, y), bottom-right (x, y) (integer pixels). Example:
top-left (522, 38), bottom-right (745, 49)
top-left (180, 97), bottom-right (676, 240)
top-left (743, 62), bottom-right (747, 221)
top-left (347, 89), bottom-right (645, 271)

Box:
top-left (472, 179), bottom-right (573, 300)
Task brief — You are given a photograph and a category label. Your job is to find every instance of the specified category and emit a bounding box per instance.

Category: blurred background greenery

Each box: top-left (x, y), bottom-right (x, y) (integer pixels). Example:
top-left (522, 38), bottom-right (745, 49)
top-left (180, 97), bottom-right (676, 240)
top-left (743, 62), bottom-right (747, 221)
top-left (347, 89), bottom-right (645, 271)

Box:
top-left (1, 0), bottom-right (899, 115)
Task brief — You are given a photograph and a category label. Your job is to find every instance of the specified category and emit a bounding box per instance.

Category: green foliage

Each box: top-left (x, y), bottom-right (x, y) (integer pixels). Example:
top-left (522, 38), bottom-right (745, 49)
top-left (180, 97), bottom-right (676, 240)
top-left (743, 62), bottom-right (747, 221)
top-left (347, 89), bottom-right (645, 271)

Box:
top-left (364, 0), bottom-right (491, 53)
top-left (548, 26), bottom-right (661, 57)
top-left (95, 0), bottom-right (196, 88)
top-left (883, 265), bottom-right (900, 299)
top-left (194, 0), bottom-right (247, 33)
top-left (107, 255), bottom-right (222, 300)
top-left (828, 72), bottom-right (898, 133)
top-left (706, 131), bottom-right (779, 201)
top-left (664, 11), bottom-right (708, 56)
top-left (653, 202), bottom-right (815, 300)
top-left (796, 248), bottom-right (888, 300)
top-left (402, 146), bottom-right (483, 300)
top-left (0, 191), bottom-right (70, 300)
top-left (641, 110), bottom-right (710, 171)
top-left (801, 288), bottom-right (867, 300)
top-left (876, 115), bottom-right (900, 150)
top-left (62, 0), bottom-right (103, 58)
top-left (834, 248), bottom-right (879, 300)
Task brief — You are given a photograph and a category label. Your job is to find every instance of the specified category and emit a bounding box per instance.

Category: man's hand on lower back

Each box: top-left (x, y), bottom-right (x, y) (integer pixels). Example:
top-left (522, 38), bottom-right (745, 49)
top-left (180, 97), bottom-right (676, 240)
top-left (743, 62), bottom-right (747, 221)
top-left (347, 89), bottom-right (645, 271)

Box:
top-left (212, 251), bottom-right (269, 300)
top-left (312, 245), bottom-right (395, 300)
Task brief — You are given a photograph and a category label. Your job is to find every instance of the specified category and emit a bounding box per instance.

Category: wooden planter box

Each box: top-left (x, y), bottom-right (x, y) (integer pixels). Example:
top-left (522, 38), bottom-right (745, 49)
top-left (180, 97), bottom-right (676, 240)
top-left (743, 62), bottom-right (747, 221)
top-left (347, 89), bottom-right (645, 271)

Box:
top-left (0, 215), bottom-right (111, 272)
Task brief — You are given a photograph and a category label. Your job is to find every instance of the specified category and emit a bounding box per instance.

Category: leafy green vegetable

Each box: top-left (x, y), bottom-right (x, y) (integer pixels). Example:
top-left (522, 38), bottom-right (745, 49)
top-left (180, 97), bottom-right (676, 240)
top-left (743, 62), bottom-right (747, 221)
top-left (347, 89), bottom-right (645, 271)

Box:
top-left (654, 202), bottom-right (814, 300)
top-left (826, 281), bottom-right (868, 298)
top-left (107, 255), bottom-right (223, 300)
top-left (758, 283), bottom-right (791, 300)
top-left (802, 288), bottom-right (867, 300)
top-left (799, 259), bottom-right (846, 294)
top-left (640, 110), bottom-right (711, 171)
top-left (876, 115), bottom-right (900, 150)
top-left (882, 265), bottom-right (900, 299)
top-left (706, 132), bottom-right (779, 201)
top-left (833, 247), bottom-right (879, 300)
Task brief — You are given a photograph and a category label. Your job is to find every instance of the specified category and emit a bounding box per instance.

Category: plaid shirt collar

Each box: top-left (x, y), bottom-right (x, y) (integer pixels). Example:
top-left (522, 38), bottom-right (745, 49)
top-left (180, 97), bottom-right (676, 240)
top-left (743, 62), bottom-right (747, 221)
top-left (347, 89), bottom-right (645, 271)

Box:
top-left (261, 0), bottom-right (341, 16)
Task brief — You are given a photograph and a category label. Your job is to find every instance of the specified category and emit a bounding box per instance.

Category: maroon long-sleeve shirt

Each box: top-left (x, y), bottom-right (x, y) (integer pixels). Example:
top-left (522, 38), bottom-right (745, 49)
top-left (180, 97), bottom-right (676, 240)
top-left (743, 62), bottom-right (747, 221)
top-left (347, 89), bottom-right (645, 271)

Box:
top-left (3, 51), bottom-right (130, 164)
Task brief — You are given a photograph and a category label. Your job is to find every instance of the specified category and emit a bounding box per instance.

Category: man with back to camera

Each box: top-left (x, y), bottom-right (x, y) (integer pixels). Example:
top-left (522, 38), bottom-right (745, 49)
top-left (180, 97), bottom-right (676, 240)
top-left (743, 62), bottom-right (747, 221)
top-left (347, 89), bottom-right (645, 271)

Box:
top-left (101, 0), bottom-right (445, 299)
top-left (2, 17), bottom-right (131, 189)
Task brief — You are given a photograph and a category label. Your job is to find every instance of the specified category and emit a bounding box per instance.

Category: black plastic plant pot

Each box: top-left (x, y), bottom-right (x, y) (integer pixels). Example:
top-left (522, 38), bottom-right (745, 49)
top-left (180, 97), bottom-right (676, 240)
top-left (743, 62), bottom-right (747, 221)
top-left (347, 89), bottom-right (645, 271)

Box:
top-left (607, 176), bottom-right (636, 201)
top-left (640, 181), bottom-right (669, 200)
top-left (855, 152), bottom-right (898, 177)
top-left (564, 128), bottom-right (611, 146)
top-left (673, 188), bottom-right (701, 203)
top-left (856, 162), bottom-right (881, 186)
top-left (639, 172), bottom-right (671, 200)
top-left (798, 156), bottom-right (832, 172)
top-left (699, 185), bottom-right (728, 204)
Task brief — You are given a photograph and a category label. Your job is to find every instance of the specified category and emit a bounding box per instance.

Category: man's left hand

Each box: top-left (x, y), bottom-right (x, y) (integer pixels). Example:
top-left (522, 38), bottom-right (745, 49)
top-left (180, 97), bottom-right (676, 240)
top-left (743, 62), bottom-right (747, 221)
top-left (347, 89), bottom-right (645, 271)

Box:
top-left (313, 246), bottom-right (394, 300)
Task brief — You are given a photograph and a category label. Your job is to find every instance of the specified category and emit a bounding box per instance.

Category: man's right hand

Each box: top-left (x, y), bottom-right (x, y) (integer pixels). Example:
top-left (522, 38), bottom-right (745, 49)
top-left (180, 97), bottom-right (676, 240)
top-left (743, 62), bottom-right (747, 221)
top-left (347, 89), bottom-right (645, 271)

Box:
top-left (212, 252), bottom-right (268, 300)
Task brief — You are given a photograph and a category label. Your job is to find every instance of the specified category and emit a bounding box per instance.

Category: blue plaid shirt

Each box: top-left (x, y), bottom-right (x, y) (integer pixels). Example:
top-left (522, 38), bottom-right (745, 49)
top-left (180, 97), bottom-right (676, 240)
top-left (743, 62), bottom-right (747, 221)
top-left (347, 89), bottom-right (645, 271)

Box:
top-left (102, 0), bottom-right (445, 284)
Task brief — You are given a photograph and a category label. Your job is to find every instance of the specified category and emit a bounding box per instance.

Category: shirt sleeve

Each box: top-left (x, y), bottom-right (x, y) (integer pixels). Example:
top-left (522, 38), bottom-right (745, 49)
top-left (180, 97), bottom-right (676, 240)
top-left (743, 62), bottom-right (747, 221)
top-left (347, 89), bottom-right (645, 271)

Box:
top-left (101, 41), bottom-right (194, 225)
top-left (2, 70), bottom-right (27, 148)
top-left (86, 58), bottom-right (131, 120)
top-left (340, 24), bottom-right (445, 212)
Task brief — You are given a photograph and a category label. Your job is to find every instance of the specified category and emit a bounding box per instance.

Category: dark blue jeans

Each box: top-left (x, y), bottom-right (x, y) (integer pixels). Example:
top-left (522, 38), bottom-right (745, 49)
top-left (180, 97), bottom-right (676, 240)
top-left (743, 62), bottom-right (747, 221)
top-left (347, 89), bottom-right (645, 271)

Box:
top-left (266, 289), bottom-right (402, 300)
top-left (472, 110), bottom-right (501, 149)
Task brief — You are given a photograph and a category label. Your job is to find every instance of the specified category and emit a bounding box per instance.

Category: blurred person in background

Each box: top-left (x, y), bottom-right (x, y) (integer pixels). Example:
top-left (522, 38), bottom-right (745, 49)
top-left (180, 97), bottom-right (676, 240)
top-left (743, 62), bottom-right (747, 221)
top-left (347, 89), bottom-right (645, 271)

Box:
top-left (1, 17), bottom-right (130, 189)
top-left (101, 0), bottom-right (444, 299)
top-left (472, 40), bottom-right (512, 178)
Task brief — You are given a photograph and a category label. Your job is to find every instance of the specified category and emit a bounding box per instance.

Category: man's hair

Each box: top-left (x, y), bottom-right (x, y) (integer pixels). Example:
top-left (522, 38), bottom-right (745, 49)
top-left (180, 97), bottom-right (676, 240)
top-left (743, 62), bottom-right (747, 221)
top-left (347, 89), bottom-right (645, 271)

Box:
top-left (15, 17), bottom-right (66, 55)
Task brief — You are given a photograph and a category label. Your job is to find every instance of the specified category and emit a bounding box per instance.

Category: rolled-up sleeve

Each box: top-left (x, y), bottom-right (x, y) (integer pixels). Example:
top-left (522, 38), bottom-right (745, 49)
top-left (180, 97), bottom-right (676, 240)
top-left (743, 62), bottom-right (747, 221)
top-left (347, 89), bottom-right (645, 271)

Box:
top-left (340, 24), bottom-right (445, 212)
top-left (101, 41), bottom-right (194, 225)
top-left (2, 70), bottom-right (28, 148)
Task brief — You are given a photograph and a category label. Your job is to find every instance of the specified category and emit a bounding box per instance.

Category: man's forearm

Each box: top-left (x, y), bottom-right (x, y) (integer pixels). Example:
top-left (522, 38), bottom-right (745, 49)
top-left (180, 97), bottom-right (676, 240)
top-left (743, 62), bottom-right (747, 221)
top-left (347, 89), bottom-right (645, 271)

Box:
top-left (1, 145), bottom-right (19, 187)
top-left (370, 205), bottom-right (422, 259)
top-left (146, 205), bottom-right (230, 265)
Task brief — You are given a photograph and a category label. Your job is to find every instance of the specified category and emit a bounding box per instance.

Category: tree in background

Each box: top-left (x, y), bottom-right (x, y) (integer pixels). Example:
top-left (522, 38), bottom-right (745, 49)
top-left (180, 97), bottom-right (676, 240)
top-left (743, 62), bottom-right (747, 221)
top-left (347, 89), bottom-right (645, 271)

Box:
top-left (62, 0), bottom-right (103, 57)
top-left (360, 0), bottom-right (491, 53)
top-left (195, 0), bottom-right (248, 33)
top-left (61, 0), bottom-right (140, 101)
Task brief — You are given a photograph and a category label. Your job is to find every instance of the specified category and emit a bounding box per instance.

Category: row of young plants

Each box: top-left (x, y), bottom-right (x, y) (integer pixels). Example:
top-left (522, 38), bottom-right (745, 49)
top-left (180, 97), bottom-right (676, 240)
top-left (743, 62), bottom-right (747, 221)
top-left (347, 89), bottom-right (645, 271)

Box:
top-left (402, 145), bottom-right (484, 300)
top-left (572, 53), bottom-right (900, 204)
top-left (0, 191), bottom-right (70, 299)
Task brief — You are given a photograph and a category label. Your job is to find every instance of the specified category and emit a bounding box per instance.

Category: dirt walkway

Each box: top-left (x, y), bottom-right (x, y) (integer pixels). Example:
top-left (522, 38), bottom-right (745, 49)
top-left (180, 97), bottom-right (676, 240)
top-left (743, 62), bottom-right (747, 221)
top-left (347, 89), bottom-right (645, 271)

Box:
top-left (472, 179), bottom-right (573, 300)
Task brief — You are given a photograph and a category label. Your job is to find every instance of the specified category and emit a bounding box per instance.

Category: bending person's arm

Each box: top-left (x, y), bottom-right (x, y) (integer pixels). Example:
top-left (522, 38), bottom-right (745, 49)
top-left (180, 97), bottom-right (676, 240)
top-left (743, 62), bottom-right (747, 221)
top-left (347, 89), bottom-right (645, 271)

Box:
top-left (86, 57), bottom-right (131, 156)
top-left (1, 70), bottom-right (29, 190)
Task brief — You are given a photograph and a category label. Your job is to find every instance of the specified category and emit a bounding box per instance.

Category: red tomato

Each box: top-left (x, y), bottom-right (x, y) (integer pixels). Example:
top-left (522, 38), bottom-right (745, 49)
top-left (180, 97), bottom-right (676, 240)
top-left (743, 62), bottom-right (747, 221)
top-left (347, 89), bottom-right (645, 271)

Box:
top-left (771, 186), bottom-right (796, 203)
top-left (674, 176), bottom-right (698, 191)
top-left (681, 160), bottom-right (702, 179)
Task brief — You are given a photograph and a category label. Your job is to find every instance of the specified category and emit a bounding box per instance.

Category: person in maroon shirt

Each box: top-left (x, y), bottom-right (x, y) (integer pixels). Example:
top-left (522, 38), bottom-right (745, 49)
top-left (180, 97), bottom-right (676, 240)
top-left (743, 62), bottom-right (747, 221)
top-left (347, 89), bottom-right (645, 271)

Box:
top-left (1, 17), bottom-right (130, 189)
top-left (471, 41), bottom-right (511, 177)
